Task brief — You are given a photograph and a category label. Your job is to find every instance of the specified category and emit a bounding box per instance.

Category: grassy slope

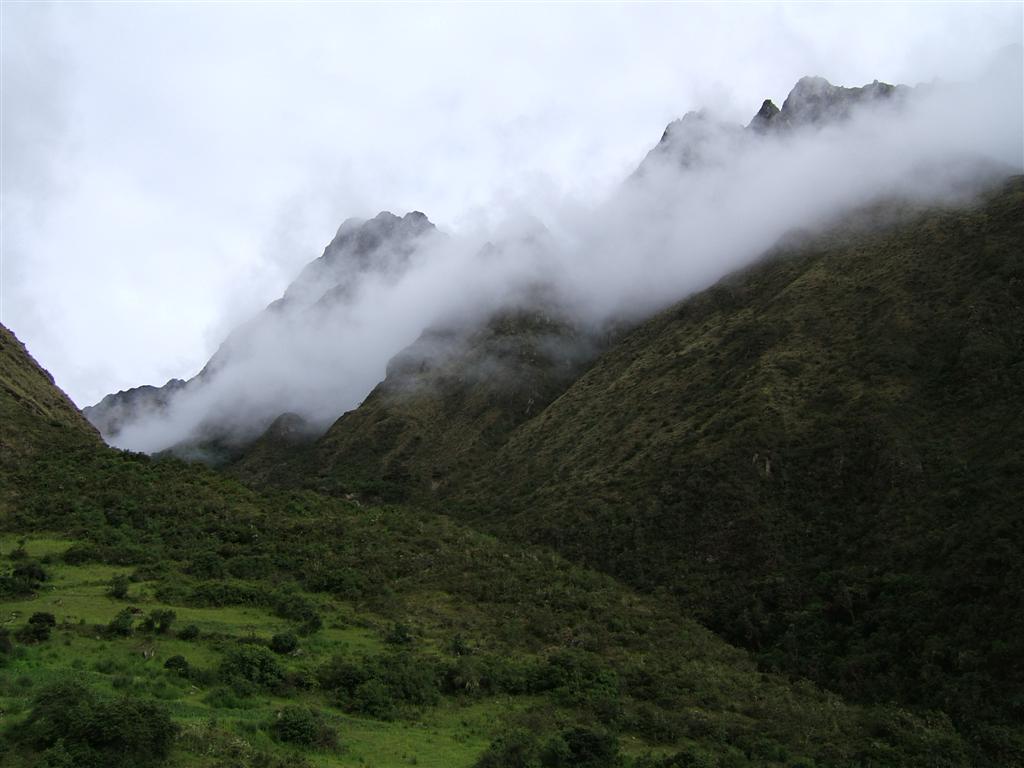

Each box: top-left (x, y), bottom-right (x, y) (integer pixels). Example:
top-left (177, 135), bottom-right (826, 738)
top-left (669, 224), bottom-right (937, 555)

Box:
top-left (0, 322), bottom-right (975, 767)
top-left (0, 325), bottom-right (101, 454)
top-left (447, 179), bottom-right (1024, 749)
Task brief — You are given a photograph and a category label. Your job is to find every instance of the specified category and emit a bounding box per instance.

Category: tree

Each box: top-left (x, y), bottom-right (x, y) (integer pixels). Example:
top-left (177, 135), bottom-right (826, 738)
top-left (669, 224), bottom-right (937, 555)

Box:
top-left (108, 575), bottom-right (130, 600)
top-left (17, 612), bottom-right (57, 643)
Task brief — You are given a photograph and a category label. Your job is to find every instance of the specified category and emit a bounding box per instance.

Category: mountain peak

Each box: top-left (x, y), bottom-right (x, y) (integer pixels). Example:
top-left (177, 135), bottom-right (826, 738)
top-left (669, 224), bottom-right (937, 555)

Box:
top-left (747, 98), bottom-right (780, 133)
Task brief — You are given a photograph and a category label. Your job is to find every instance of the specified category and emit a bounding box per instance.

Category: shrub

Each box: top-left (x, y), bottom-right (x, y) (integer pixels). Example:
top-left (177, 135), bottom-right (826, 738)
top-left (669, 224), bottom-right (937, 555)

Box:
top-left (177, 624), bottom-right (200, 641)
top-left (385, 622), bottom-right (414, 645)
top-left (474, 727), bottom-right (623, 768)
top-left (17, 612), bottom-right (57, 644)
top-left (473, 729), bottom-right (543, 768)
top-left (62, 543), bottom-right (102, 565)
top-left (352, 678), bottom-right (395, 720)
top-left (107, 608), bottom-right (137, 637)
top-left (141, 609), bottom-right (176, 635)
top-left (273, 593), bottom-right (322, 634)
top-left (220, 644), bottom-right (284, 688)
top-left (270, 632), bottom-right (298, 655)
top-left (13, 561), bottom-right (47, 582)
top-left (163, 655), bottom-right (190, 677)
top-left (269, 706), bottom-right (337, 748)
top-left (108, 574), bottom-right (130, 600)
top-left (16, 680), bottom-right (176, 767)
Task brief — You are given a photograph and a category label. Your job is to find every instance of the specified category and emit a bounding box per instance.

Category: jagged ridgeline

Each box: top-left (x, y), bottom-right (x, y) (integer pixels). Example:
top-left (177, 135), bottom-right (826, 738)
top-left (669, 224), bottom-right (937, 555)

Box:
top-left (83, 74), bottom-right (925, 461)
top-left (2, 323), bottom-right (988, 766)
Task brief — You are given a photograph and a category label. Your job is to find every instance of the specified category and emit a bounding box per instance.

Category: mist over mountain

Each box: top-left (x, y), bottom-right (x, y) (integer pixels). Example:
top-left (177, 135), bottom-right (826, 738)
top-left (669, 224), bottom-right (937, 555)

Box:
top-left (5, 27), bottom-right (1024, 765)
top-left (86, 59), bottom-right (1022, 461)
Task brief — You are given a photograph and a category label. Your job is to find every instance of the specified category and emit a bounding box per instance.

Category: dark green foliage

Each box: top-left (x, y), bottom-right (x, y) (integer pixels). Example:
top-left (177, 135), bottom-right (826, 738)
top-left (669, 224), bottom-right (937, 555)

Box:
top-left (273, 593), bottom-right (322, 634)
top-left (177, 624), bottom-right (199, 641)
top-left (451, 179), bottom-right (1024, 737)
top-left (108, 574), bottom-right (130, 599)
top-left (270, 632), bottom-right (298, 655)
top-left (220, 644), bottom-right (284, 689)
top-left (163, 655), bottom-right (189, 677)
top-left (474, 727), bottom-right (622, 768)
top-left (473, 729), bottom-right (544, 768)
top-left (15, 680), bottom-right (175, 768)
top-left (107, 608), bottom-right (137, 637)
top-left (15, 612), bottom-right (56, 644)
top-left (385, 621), bottom-right (413, 645)
top-left (0, 561), bottom-right (48, 598)
top-left (268, 706), bottom-right (337, 748)
top-left (317, 650), bottom-right (440, 719)
top-left (0, 626), bottom-right (12, 655)
top-left (140, 609), bottom-right (175, 634)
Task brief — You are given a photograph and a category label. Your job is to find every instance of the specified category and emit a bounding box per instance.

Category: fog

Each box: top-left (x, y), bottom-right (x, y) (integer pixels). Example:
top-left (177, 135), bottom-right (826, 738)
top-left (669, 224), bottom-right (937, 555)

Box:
top-left (108, 55), bottom-right (1023, 454)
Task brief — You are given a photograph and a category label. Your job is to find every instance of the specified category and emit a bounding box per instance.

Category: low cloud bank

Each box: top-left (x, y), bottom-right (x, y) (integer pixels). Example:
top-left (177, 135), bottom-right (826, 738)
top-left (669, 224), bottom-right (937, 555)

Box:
top-left (107, 58), bottom-right (1023, 454)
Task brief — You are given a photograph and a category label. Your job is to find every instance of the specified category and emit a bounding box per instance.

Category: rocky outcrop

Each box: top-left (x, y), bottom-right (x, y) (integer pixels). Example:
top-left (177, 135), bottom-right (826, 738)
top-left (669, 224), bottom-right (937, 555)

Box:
top-left (639, 76), bottom-right (908, 175)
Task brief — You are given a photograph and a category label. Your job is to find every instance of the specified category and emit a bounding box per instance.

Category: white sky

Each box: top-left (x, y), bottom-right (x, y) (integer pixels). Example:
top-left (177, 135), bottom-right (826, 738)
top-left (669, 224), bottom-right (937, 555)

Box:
top-left (2, 2), bottom-right (1021, 406)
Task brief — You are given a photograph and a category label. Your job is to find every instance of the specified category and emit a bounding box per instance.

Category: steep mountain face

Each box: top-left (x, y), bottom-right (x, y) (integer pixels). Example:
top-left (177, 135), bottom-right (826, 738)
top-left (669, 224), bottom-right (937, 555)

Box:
top-left (637, 75), bottom-right (906, 175)
top-left (232, 73), bottom-right (925, 495)
top-left (455, 178), bottom-right (1024, 736)
top-left (0, 325), bottom-right (102, 460)
top-left (84, 210), bottom-right (437, 451)
top-left (220, 173), bottom-right (1024, 761)
top-left (751, 76), bottom-right (907, 132)
top-left (229, 304), bottom-right (606, 497)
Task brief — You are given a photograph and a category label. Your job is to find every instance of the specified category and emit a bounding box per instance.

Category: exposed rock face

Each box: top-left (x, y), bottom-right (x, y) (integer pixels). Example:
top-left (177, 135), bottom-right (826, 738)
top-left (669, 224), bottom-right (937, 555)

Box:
top-left (639, 76), bottom-right (908, 175)
top-left (766, 76), bottom-right (906, 131)
top-left (283, 210), bottom-right (434, 307)
top-left (747, 99), bottom-right (780, 134)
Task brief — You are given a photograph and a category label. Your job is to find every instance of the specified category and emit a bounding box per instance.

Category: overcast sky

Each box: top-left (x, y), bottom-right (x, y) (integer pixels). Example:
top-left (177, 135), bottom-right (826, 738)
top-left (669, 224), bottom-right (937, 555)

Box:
top-left (2, 2), bottom-right (1021, 407)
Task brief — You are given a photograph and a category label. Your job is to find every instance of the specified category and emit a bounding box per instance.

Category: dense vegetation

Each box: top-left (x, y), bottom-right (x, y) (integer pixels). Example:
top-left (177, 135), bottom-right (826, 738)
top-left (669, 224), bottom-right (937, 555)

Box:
top-left (228, 308), bottom-right (602, 501)
top-left (457, 179), bottom-right (1024, 757)
top-left (1, 324), bottom-right (977, 765)
top-left (242, 179), bottom-right (1024, 764)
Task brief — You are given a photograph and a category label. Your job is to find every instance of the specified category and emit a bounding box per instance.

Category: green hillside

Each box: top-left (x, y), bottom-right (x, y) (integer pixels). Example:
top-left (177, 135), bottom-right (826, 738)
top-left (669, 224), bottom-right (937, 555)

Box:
top-left (229, 308), bottom-right (601, 501)
top-left (269, 178), bottom-right (1024, 762)
top-left (0, 325), bottom-right (102, 454)
top-left (451, 178), bottom-right (1024, 750)
top-left (2, 323), bottom-right (980, 767)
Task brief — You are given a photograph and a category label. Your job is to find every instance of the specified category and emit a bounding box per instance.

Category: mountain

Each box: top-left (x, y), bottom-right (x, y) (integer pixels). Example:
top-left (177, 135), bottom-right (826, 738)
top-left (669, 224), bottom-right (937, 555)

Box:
top-left (83, 210), bottom-right (437, 452)
top-left (3, 321), bottom-right (983, 766)
top-left (636, 75), bottom-right (907, 175)
top-left (252, 176), bottom-right (1024, 761)
top-left (50, 71), bottom-right (1023, 764)
top-left (82, 378), bottom-right (186, 438)
top-left (1, 324), bottom-right (102, 460)
top-left (228, 303), bottom-right (606, 499)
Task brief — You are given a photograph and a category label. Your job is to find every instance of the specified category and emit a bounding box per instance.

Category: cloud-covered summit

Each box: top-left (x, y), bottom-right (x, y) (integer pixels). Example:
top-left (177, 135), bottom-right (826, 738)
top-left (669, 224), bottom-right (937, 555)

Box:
top-left (87, 63), bottom-right (1023, 456)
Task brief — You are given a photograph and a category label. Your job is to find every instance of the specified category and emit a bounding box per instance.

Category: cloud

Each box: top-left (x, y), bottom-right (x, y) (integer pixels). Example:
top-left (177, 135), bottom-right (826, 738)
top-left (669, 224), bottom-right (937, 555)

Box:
top-left (107, 57), bottom-right (1023, 453)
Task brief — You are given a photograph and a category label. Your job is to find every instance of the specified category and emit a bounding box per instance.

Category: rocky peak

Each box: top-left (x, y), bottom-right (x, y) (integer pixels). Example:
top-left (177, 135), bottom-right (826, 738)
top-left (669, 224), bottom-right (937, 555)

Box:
top-left (325, 210), bottom-right (435, 266)
top-left (747, 99), bottom-right (780, 133)
top-left (771, 76), bottom-right (903, 129)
